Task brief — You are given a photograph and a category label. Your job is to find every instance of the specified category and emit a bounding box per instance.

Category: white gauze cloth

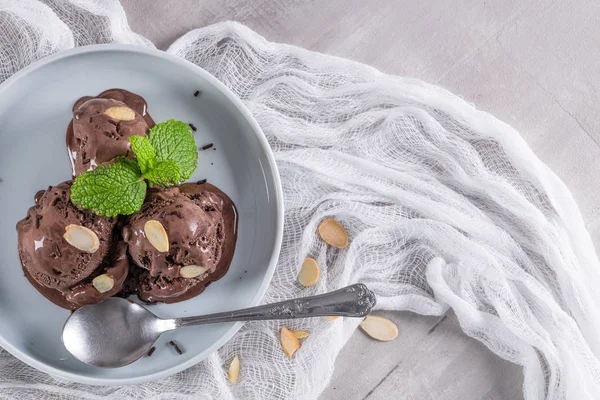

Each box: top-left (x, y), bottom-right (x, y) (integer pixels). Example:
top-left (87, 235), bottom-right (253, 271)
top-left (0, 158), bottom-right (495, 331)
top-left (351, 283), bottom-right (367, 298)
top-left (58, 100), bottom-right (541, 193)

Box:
top-left (1, 1), bottom-right (600, 399)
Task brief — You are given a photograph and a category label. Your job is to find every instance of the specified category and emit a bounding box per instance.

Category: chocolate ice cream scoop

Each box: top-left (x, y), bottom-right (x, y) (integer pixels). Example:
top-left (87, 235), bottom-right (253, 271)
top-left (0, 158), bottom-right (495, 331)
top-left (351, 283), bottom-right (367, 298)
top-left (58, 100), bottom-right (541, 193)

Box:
top-left (122, 183), bottom-right (237, 303)
top-left (66, 98), bottom-right (149, 176)
top-left (16, 182), bottom-right (128, 310)
top-left (66, 89), bottom-right (155, 177)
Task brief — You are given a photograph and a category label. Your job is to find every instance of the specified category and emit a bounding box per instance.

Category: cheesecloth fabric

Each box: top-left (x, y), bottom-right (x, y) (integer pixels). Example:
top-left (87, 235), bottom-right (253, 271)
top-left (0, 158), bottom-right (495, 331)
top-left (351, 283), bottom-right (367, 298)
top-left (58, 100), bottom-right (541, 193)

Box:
top-left (1, 1), bottom-right (600, 399)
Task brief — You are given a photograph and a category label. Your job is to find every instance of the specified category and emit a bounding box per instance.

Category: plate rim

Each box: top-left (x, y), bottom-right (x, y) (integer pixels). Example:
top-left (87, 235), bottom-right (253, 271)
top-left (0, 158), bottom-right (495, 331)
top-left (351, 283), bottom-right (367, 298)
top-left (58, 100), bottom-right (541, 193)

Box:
top-left (0, 44), bottom-right (284, 386)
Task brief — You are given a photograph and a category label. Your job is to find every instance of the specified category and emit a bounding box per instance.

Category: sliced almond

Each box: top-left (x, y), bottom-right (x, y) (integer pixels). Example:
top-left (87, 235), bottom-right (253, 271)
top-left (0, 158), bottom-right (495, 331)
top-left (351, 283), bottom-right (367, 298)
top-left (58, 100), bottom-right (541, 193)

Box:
top-left (318, 219), bottom-right (349, 248)
top-left (325, 316), bottom-right (340, 321)
top-left (180, 265), bottom-right (209, 279)
top-left (92, 274), bottom-right (114, 294)
top-left (63, 224), bottom-right (100, 253)
top-left (360, 315), bottom-right (398, 341)
top-left (227, 355), bottom-right (240, 384)
top-left (298, 258), bottom-right (320, 287)
top-left (293, 330), bottom-right (309, 339)
top-left (281, 326), bottom-right (301, 357)
top-left (103, 106), bottom-right (135, 121)
top-left (144, 220), bottom-right (169, 252)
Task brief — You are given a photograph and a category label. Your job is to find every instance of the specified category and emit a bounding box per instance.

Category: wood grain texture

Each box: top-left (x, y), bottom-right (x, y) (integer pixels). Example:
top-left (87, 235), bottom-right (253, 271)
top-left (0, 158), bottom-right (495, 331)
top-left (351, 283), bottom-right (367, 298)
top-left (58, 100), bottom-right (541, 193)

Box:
top-left (121, 1), bottom-right (600, 398)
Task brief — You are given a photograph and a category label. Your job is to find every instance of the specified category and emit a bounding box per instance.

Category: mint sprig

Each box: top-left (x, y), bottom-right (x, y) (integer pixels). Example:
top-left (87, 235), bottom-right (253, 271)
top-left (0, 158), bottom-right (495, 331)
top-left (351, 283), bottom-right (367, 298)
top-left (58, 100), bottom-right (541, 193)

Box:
top-left (131, 120), bottom-right (197, 186)
top-left (70, 119), bottom-right (199, 216)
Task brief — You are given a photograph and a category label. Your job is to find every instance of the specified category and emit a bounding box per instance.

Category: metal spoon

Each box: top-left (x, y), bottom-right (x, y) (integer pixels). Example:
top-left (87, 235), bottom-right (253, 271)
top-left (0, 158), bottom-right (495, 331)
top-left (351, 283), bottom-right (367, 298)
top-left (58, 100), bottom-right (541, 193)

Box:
top-left (62, 283), bottom-right (376, 368)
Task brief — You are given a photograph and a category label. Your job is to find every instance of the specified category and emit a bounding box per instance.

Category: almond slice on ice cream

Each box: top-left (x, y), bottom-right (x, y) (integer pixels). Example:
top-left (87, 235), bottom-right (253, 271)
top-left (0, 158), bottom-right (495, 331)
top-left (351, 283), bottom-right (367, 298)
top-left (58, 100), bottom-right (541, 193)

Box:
top-left (180, 265), bottom-right (209, 279)
top-left (360, 315), bottom-right (398, 341)
top-left (144, 220), bottom-right (169, 252)
top-left (298, 258), bottom-right (320, 287)
top-left (293, 331), bottom-right (309, 339)
top-left (318, 219), bottom-right (349, 248)
top-left (227, 355), bottom-right (240, 384)
top-left (103, 106), bottom-right (135, 121)
top-left (63, 224), bottom-right (100, 253)
top-left (281, 327), bottom-right (301, 357)
top-left (92, 274), bottom-right (114, 294)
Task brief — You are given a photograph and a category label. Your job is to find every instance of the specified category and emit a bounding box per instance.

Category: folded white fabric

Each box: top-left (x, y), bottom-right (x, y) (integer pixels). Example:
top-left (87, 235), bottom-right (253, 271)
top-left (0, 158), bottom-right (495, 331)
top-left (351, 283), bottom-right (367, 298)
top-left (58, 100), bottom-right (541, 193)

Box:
top-left (1, 1), bottom-right (600, 399)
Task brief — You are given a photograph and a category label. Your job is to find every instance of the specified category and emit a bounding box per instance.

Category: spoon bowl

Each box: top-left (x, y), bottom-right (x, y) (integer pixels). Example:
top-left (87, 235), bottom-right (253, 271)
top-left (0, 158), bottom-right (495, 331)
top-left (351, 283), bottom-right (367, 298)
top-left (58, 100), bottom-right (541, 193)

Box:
top-left (62, 298), bottom-right (175, 368)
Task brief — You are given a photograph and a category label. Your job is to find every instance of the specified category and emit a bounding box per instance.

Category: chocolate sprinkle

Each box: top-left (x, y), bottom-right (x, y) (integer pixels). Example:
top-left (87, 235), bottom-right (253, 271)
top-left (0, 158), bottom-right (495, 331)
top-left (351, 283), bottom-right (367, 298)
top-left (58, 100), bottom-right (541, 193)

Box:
top-left (103, 131), bottom-right (113, 138)
top-left (52, 243), bottom-right (62, 258)
top-left (35, 215), bottom-right (42, 229)
top-left (201, 143), bottom-right (213, 150)
top-left (194, 90), bottom-right (200, 97)
top-left (147, 346), bottom-right (156, 357)
top-left (170, 211), bottom-right (184, 219)
top-left (189, 123), bottom-right (197, 132)
top-left (196, 179), bottom-right (207, 184)
top-left (169, 340), bottom-right (183, 355)
top-left (82, 158), bottom-right (91, 164)
top-left (107, 119), bottom-right (117, 125)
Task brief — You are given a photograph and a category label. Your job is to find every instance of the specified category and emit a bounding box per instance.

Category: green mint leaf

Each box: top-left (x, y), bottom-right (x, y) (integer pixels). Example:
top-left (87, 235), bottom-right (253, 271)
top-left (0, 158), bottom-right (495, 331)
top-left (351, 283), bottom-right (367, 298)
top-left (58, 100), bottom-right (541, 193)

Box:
top-left (143, 160), bottom-right (183, 187)
top-left (147, 120), bottom-right (198, 180)
top-left (130, 135), bottom-right (157, 174)
top-left (71, 157), bottom-right (147, 216)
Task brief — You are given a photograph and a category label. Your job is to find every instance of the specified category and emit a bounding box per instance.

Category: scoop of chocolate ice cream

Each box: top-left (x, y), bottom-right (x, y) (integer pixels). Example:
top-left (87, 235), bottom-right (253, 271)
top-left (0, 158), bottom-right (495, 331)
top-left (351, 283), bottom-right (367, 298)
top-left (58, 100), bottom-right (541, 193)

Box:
top-left (122, 183), bottom-right (237, 303)
top-left (66, 97), bottom-right (150, 177)
top-left (16, 182), bottom-right (128, 309)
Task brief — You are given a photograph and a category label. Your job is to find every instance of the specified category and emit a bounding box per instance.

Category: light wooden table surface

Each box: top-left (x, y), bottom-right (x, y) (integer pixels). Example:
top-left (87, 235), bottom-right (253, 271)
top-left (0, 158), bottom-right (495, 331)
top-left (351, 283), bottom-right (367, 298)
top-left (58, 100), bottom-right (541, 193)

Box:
top-left (122, 1), bottom-right (600, 398)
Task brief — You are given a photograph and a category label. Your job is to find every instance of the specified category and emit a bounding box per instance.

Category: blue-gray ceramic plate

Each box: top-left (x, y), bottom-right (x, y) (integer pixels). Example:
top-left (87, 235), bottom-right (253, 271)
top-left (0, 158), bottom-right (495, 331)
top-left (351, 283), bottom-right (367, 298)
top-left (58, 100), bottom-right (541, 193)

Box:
top-left (0, 44), bottom-right (283, 385)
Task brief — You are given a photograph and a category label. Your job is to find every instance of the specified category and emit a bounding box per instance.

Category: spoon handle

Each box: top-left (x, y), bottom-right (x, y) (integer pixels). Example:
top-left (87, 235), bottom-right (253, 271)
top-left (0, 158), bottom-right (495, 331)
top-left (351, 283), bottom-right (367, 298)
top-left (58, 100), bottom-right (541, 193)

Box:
top-left (173, 283), bottom-right (376, 328)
